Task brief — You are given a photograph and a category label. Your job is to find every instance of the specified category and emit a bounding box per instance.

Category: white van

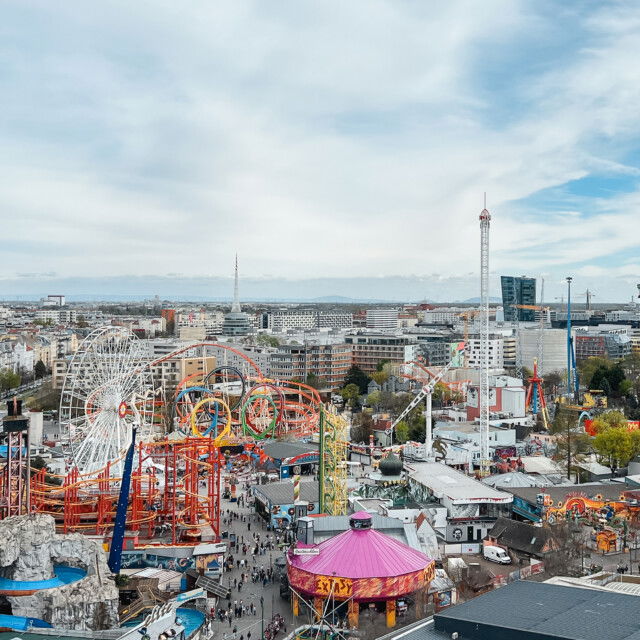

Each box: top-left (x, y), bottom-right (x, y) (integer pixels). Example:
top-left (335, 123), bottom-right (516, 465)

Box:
top-left (483, 545), bottom-right (512, 564)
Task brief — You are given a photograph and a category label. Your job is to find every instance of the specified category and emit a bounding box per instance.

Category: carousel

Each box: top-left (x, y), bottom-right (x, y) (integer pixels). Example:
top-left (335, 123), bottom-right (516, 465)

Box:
top-left (287, 511), bottom-right (435, 628)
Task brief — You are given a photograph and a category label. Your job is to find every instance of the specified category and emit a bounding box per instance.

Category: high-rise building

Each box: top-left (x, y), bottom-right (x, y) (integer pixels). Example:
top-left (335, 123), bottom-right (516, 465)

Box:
top-left (501, 276), bottom-right (536, 322)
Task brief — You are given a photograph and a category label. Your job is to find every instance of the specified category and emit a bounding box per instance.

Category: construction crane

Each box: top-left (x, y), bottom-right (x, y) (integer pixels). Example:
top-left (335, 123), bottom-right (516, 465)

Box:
top-left (391, 342), bottom-right (465, 460)
top-left (576, 289), bottom-right (596, 311)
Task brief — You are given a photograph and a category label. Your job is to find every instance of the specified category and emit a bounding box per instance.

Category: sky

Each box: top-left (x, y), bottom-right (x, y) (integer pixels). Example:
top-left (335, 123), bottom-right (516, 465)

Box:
top-left (2, 1), bottom-right (640, 302)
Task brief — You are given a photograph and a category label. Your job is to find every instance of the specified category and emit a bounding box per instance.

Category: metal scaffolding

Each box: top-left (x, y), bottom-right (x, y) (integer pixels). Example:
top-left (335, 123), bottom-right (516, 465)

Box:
top-left (319, 408), bottom-right (348, 516)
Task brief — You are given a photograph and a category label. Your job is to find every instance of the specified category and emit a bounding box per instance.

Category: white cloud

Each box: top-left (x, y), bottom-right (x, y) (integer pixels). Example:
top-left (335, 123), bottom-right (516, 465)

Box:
top-left (0, 1), bottom-right (639, 300)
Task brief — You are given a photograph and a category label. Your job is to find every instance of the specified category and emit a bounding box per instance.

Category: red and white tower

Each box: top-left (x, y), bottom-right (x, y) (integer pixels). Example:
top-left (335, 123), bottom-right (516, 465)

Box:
top-left (479, 200), bottom-right (491, 469)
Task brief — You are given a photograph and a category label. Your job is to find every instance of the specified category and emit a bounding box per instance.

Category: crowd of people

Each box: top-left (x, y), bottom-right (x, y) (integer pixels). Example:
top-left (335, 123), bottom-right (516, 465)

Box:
top-left (204, 474), bottom-right (289, 640)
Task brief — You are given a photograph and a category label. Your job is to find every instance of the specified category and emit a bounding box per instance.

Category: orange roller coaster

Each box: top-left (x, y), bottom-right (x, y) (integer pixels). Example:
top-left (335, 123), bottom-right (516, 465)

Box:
top-left (30, 438), bottom-right (223, 545)
top-left (12, 335), bottom-right (327, 548)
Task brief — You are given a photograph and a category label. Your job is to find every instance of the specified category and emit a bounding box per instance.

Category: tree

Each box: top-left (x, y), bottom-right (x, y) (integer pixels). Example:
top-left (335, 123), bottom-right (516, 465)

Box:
top-left (366, 390), bottom-right (381, 411)
top-left (590, 410), bottom-right (628, 433)
top-left (33, 318), bottom-right (53, 327)
top-left (31, 456), bottom-right (48, 471)
top-left (551, 407), bottom-right (591, 480)
top-left (76, 315), bottom-right (89, 328)
top-left (543, 370), bottom-right (564, 394)
top-left (34, 360), bottom-right (47, 380)
top-left (350, 411), bottom-right (373, 442)
top-left (344, 365), bottom-right (371, 395)
top-left (545, 523), bottom-right (591, 578)
top-left (376, 359), bottom-right (390, 372)
top-left (622, 353), bottom-right (640, 399)
top-left (394, 420), bottom-right (409, 444)
top-left (586, 360), bottom-right (629, 398)
top-left (340, 383), bottom-right (360, 409)
top-left (593, 428), bottom-right (636, 472)
top-left (579, 356), bottom-right (611, 388)
top-left (590, 366), bottom-right (609, 391)
top-left (257, 334), bottom-right (280, 347)
top-left (620, 379), bottom-right (634, 397)
top-left (23, 380), bottom-right (61, 412)
top-left (608, 364), bottom-right (626, 396)
top-left (0, 369), bottom-right (21, 391)
top-left (370, 370), bottom-right (389, 386)
top-left (305, 373), bottom-right (327, 390)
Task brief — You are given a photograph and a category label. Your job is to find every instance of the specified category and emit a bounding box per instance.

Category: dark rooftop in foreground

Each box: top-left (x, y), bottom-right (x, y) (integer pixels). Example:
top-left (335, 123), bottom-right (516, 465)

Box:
top-left (435, 580), bottom-right (640, 640)
top-left (375, 580), bottom-right (640, 640)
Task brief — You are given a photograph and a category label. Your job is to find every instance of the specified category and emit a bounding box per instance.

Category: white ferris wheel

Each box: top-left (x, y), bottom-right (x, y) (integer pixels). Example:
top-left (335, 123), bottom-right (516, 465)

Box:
top-left (59, 326), bottom-right (155, 475)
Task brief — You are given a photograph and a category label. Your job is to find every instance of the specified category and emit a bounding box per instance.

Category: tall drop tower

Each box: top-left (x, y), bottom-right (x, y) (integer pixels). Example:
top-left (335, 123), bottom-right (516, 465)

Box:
top-left (479, 200), bottom-right (491, 470)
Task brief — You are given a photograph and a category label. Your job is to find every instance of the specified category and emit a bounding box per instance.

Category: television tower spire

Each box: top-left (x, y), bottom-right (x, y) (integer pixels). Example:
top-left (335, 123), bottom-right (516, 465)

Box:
top-left (231, 253), bottom-right (241, 313)
top-left (479, 198), bottom-right (491, 471)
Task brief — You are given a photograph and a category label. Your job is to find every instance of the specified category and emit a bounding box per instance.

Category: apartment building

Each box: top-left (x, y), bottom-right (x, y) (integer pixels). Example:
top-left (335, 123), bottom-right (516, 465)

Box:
top-left (421, 307), bottom-right (469, 325)
top-left (605, 310), bottom-right (640, 323)
top-left (150, 355), bottom-right (217, 390)
top-left (52, 357), bottom-right (69, 389)
top-left (412, 332), bottom-right (462, 367)
top-left (465, 335), bottom-right (504, 369)
top-left (575, 325), bottom-right (632, 361)
top-left (176, 310), bottom-right (224, 335)
top-left (262, 311), bottom-right (353, 332)
top-left (501, 333), bottom-right (516, 369)
top-left (345, 332), bottom-right (417, 373)
top-left (630, 327), bottom-right (640, 355)
top-left (35, 309), bottom-right (78, 324)
top-left (270, 343), bottom-right (351, 389)
top-left (365, 309), bottom-right (399, 329)
top-left (204, 343), bottom-right (274, 378)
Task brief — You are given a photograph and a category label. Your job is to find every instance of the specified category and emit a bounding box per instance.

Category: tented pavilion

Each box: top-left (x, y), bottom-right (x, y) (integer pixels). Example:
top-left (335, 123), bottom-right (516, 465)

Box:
top-left (287, 511), bottom-right (435, 628)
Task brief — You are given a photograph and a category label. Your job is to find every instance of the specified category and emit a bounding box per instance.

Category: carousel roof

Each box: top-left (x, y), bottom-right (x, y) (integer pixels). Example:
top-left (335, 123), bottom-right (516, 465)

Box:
top-left (288, 511), bottom-right (431, 579)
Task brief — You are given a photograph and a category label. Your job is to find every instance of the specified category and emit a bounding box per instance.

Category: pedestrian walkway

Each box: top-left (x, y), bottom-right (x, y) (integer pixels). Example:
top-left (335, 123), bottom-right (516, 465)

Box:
top-left (208, 483), bottom-right (296, 640)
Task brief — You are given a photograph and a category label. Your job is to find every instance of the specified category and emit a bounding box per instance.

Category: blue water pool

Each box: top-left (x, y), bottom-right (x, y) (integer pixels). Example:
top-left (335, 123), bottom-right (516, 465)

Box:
top-left (0, 614), bottom-right (52, 631)
top-left (124, 607), bottom-right (205, 638)
top-left (176, 608), bottom-right (205, 638)
top-left (0, 565), bottom-right (86, 592)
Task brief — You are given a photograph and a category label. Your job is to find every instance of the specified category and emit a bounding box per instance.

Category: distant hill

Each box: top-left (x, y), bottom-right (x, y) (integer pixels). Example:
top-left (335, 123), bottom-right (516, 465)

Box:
top-left (309, 295), bottom-right (396, 303)
top-left (459, 296), bottom-right (502, 304)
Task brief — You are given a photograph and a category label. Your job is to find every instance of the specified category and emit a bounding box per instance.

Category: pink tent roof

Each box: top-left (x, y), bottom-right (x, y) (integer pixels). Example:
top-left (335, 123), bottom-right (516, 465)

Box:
top-left (289, 512), bottom-right (431, 579)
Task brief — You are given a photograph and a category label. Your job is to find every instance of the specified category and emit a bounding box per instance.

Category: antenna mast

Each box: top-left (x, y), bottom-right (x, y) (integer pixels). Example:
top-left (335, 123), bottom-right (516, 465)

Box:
top-left (231, 253), bottom-right (241, 313)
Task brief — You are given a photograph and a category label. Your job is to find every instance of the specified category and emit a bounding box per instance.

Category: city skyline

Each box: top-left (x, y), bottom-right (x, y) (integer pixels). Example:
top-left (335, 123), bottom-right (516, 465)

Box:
top-left (2, 2), bottom-right (640, 301)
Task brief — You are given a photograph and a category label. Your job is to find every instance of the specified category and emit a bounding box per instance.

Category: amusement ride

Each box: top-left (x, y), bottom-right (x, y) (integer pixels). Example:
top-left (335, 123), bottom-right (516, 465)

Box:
top-left (16, 327), bottom-right (347, 548)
